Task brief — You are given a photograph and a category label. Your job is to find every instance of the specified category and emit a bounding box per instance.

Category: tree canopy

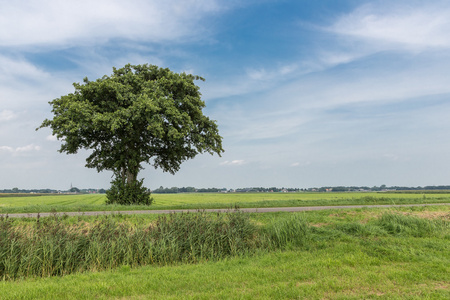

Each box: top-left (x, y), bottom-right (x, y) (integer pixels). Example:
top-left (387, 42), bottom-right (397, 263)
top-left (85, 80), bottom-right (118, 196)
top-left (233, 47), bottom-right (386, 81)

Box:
top-left (38, 64), bottom-right (224, 204)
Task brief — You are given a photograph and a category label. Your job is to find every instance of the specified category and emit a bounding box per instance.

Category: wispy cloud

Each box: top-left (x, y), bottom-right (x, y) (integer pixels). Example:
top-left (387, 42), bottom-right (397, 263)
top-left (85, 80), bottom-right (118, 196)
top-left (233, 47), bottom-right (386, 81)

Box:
top-left (203, 62), bottom-right (300, 101)
top-left (220, 160), bottom-right (245, 166)
top-left (0, 146), bottom-right (14, 152)
top-left (0, 54), bottom-right (72, 111)
top-left (0, 55), bottom-right (51, 81)
top-left (16, 144), bottom-right (41, 152)
top-left (46, 135), bottom-right (58, 142)
top-left (246, 63), bottom-right (298, 81)
top-left (291, 161), bottom-right (311, 167)
top-left (0, 144), bottom-right (41, 154)
top-left (327, 1), bottom-right (450, 52)
top-left (0, 0), bottom-right (227, 48)
top-left (0, 110), bottom-right (16, 122)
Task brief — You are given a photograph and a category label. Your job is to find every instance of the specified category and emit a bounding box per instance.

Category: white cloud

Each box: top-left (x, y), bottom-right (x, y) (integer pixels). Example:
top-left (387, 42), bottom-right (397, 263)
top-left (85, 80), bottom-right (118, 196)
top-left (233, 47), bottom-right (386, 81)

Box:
top-left (246, 68), bottom-right (268, 81)
top-left (291, 161), bottom-right (312, 168)
top-left (0, 55), bottom-right (50, 82)
top-left (0, 146), bottom-right (14, 152)
top-left (318, 51), bottom-right (364, 67)
top-left (16, 144), bottom-right (41, 152)
top-left (220, 160), bottom-right (245, 166)
top-left (0, 0), bottom-right (227, 48)
top-left (0, 54), bottom-right (72, 111)
top-left (269, 51), bottom-right (450, 112)
top-left (0, 110), bottom-right (16, 122)
top-left (0, 144), bottom-right (41, 154)
top-left (329, 2), bottom-right (450, 51)
top-left (206, 2), bottom-right (450, 104)
top-left (246, 63), bottom-right (298, 81)
top-left (203, 63), bottom-right (299, 101)
top-left (46, 135), bottom-right (58, 142)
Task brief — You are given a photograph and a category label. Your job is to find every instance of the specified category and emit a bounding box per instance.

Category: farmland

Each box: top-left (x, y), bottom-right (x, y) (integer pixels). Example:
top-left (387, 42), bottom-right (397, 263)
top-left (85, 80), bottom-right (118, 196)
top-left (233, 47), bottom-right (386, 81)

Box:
top-left (0, 192), bottom-right (449, 299)
top-left (1, 191), bottom-right (450, 214)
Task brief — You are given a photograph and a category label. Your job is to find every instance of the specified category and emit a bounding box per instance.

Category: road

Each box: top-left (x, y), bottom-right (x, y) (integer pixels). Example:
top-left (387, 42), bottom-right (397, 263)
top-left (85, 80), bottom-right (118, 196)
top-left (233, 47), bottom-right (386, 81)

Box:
top-left (1, 203), bottom-right (448, 218)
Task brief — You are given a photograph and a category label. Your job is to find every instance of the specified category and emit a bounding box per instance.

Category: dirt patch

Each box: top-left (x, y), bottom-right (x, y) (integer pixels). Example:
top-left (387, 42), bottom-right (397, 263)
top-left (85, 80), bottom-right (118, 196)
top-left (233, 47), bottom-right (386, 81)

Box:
top-left (296, 280), bottom-right (315, 286)
top-left (320, 287), bottom-right (386, 300)
top-left (433, 282), bottom-right (449, 290)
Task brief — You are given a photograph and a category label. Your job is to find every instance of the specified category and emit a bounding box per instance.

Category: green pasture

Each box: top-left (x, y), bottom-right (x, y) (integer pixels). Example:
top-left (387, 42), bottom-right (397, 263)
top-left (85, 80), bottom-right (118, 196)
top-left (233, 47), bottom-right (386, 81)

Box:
top-left (1, 192), bottom-right (450, 214)
top-left (1, 205), bottom-right (448, 299)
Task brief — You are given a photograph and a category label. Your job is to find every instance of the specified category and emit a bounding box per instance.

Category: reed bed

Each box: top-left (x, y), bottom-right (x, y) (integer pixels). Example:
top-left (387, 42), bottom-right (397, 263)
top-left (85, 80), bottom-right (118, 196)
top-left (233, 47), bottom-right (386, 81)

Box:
top-left (0, 210), bottom-right (448, 281)
top-left (0, 211), bottom-right (259, 280)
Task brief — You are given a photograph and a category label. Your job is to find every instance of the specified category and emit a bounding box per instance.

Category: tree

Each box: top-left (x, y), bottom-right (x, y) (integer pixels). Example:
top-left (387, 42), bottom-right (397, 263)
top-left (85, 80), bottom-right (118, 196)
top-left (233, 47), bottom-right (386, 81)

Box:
top-left (38, 64), bottom-right (224, 205)
top-left (70, 187), bottom-right (80, 193)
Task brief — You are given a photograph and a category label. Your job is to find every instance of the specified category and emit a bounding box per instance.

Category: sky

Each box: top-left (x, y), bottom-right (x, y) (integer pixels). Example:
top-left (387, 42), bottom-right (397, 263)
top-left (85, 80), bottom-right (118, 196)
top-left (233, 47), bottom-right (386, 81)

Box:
top-left (1, 0), bottom-right (450, 190)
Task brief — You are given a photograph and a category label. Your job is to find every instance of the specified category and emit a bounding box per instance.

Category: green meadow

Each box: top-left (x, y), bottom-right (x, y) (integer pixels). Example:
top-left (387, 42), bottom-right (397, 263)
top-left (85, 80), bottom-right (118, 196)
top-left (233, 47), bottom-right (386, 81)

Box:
top-left (0, 205), bottom-right (448, 299)
top-left (1, 193), bottom-right (449, 299)
top-left (1, 192), bottom-right (450, 214)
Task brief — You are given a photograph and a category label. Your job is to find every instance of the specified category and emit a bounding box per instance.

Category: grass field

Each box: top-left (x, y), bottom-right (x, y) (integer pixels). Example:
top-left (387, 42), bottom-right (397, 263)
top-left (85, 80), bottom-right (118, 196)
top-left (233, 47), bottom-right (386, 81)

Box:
top-left (1, 192), bottom-right (450, 214)
top-left (0, 205), bottom-right (448, 299)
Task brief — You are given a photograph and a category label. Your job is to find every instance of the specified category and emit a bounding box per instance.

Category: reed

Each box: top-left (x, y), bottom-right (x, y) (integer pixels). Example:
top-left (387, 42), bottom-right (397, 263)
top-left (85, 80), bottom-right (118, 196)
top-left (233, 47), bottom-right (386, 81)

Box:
top-left (263, 213), bottom-right (311, 249)
top-left (1, 210), bottom-right (447, 281)
top-left (0, 211), bottom-right (259, 280)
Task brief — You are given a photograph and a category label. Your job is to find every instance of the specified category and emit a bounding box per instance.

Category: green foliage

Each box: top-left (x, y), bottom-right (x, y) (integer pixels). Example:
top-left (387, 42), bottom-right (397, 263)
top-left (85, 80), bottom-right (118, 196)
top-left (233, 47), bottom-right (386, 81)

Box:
top-left (106, 177), bottom-right (152, 205)
top-left (69, 187), bottom-right (80, 193)
top-left (38, 64), bottom-right (224, 205)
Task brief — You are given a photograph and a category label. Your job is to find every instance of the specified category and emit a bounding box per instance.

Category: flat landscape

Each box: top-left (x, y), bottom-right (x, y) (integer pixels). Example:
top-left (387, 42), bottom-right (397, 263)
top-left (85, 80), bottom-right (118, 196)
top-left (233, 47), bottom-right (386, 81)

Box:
top-left (3, 1), bottom-right (450, 299)
top-left (1, 191), bottom-right (450, 214)
top-left (0, 192), bottom-right (449, 299)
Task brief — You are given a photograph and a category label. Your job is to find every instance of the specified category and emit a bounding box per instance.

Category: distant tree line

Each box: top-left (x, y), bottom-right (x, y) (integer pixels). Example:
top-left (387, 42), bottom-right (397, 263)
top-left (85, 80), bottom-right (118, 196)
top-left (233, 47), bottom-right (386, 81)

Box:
top-left (234, 187), bottom-right (301, 193)
top-left (152, 185), bottom-right (450, 194)
top-left (307, 185), bottom-right (450, 192)
top-left (0, 188), bottom-right (106, 194)
top-left (0, 188), bottom-right (59, 194)
top-left (152, 186), bottom-right (301, 193)
top-left (152, 186), bottom-right (225, 193)
top-left (2, 185), bottom-right (450, 195)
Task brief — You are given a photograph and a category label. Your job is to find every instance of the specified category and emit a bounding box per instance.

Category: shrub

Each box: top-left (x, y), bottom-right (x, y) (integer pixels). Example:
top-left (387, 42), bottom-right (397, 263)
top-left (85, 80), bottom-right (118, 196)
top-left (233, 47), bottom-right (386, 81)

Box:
top-left (106, 177), bottom-right (153, 205)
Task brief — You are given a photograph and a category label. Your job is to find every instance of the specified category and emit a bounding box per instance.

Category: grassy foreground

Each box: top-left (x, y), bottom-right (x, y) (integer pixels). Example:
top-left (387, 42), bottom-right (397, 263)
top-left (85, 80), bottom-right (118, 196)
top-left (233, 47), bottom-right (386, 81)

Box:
top-left (0, 205), bottom-right (448, 299)
top-left (1, 192), bottom-right (450, 214)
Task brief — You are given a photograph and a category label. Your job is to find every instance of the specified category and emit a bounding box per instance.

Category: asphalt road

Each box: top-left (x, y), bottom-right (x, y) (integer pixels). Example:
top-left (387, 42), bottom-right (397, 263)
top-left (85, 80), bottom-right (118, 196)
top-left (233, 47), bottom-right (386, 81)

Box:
top-left (1, 203), bottom-right (448, 218)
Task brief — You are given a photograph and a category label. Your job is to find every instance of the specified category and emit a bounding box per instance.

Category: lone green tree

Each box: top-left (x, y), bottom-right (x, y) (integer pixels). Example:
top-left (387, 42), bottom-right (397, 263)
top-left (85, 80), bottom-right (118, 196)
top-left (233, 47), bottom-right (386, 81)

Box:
top-left (38, 64), bottom-right (224, 205)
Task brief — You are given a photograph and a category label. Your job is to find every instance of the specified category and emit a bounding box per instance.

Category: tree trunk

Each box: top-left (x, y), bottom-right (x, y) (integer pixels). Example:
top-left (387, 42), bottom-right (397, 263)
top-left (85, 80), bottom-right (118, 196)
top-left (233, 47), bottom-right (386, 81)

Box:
top-left (126, 169), bottom-right (136, 187)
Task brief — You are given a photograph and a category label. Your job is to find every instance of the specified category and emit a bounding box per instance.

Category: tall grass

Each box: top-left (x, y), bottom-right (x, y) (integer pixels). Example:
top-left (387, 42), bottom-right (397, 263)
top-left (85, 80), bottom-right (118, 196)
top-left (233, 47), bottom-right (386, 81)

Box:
top-left (263, 214), bottom-right (311, 249)
top-left (331, 212), bottom-right (449, 239)
top-left (1, 210), bottom-right (447, 281)
top-left (0, 211), bottom-right (259, 280)
top-left (376, 212), bottom-right (449, 237)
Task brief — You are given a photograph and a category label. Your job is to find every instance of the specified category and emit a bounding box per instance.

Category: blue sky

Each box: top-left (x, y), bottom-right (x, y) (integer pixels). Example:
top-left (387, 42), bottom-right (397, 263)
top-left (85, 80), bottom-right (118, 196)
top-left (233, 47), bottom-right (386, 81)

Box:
top-left (1, 0), bottom-right (450, 190)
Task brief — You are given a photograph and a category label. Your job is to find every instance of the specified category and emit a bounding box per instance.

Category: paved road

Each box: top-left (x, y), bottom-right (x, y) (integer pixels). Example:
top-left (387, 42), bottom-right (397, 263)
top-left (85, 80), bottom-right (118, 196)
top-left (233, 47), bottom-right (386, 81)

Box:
top-left (1, 203), bottom-right (448, 218)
